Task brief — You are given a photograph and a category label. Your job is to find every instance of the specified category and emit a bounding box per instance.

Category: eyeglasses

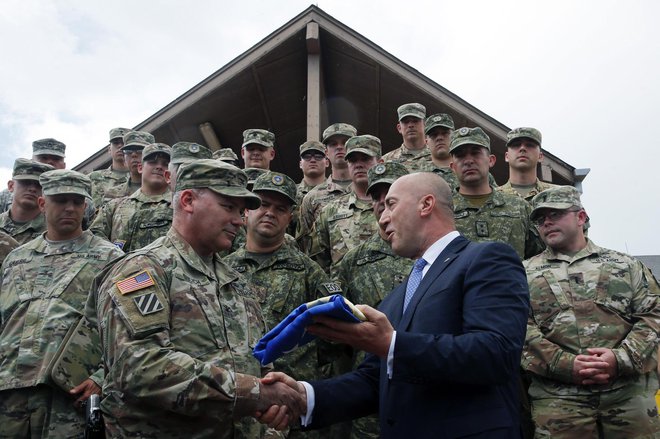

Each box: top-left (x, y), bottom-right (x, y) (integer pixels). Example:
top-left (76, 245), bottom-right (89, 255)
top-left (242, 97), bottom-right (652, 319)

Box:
top-left (532, 208), bottom-right (579, 227)
top-left (301, 152), bottom-right (325, 161)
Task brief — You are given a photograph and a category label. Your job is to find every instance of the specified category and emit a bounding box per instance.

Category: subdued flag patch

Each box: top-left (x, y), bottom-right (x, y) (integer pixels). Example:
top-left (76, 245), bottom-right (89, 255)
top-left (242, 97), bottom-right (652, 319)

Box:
top-left (116, 270), bottom-right (155, 295)
top-left (133, 292), bottom-right (164, 315)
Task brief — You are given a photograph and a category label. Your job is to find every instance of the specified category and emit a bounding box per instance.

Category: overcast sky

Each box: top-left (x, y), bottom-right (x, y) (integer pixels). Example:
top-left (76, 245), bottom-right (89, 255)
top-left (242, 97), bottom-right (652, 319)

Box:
top-left (1, 0), bottom-right (658, 255)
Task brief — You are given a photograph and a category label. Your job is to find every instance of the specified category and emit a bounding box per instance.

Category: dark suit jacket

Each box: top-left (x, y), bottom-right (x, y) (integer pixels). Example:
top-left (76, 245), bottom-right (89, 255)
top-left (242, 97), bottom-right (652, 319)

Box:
top-left (309, 236), bottom-right (529, 438)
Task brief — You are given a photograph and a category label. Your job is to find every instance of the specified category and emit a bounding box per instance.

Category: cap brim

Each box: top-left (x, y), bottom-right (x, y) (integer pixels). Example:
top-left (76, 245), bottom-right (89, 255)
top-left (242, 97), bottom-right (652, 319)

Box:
top-left (35, 149), bottom-right (65, 158)
top-left (300, 147), bottom-right (325, 156)
top-left (346, 148), bottom-right (378, 159)
top-left (253, 188), bottom-right (297, 205)
top-left (366, 179), bottom-right (395, 195)
top-left (12, 175), bottom-right (41, 181)
top-left (207, 187), bottom-right (262, 209)
top-left (425, 123), bottom-right (453, 134)
top-left (449, 139), bottom-right (490, 153)
top-left (398, 112), bottom-right (424, 121)
top-left (506, 135), bottom-right (540, 147)
top-left (530, 203), bottom-right (576, 220)
top-left (43, 187), bottom-right (91, 199)
top-left (242, 140), bottom-right (273, 148)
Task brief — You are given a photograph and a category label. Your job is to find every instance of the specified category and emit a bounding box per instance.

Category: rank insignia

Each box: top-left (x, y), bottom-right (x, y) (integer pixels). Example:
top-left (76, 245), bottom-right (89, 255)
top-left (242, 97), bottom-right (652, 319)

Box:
top-left (133, 292), bottom-right (164, 315)
top-left (116, 270), bottom-right (155, 295)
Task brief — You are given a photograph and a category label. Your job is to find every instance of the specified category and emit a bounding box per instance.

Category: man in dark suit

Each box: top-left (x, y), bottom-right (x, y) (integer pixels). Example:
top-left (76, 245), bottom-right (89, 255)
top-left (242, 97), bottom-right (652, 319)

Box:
top-left (259, 172), bottom-right (530, 438)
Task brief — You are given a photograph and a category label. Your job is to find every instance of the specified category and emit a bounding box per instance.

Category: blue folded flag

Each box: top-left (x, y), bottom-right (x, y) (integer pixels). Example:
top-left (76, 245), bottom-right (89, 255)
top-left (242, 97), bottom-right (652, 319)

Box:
top-left (253, 294), bottom-right (366, 365)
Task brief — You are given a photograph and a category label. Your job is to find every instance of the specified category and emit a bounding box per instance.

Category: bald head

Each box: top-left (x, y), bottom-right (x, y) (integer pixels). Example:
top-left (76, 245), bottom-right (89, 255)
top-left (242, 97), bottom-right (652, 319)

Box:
top-left (380, 172), bottom-right (456, 258)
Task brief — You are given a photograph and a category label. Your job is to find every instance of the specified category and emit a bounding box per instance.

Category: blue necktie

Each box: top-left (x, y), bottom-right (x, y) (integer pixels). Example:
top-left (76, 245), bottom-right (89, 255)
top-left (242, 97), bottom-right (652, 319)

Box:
top-left (403, 258), bottom-right (427, 313)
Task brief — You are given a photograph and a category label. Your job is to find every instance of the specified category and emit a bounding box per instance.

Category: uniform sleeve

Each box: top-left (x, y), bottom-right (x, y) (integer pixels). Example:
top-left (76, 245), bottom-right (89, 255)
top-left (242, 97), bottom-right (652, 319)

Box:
top-left (97, 255), bottom-right (262, 419)
top-left (296, 193), bottom-right (316, 253)
top-left (523, 203), bottom-right (545, 259)
top-left (613, 262), bottom-right (660, 376)
top-left (309, 209), bottom-right (332, 274)
top-left (88, 200), bottom-right (115, 242)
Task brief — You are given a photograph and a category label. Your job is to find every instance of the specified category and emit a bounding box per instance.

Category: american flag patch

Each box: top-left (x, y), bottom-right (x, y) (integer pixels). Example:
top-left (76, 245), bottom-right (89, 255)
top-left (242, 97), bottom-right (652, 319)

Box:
top-left (133, 292), bottom-right (164, 316)
top-left (116, 270), bottom-right (155, 295)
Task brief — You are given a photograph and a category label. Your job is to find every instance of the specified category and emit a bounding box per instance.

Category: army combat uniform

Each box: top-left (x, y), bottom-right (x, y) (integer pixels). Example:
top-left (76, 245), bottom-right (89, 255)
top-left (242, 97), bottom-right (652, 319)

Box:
top-left (498, 179), bottom-right (557, 203)
top-left (523, 240), bottom-right (660, 438)
top-left (0, 231), bottom-right (18, 266)
top-left (381, 144), bottom-right (434, 173)
top-left (96, 228), bottom-right (273, 438)
top-left (89, 188), bottom-right (172, 252)
top-left (89, 166), bottom-right (128, 207)
top-left (0, 210), bottom-right (46, 245)
top-left (453, 189), bottom-right (543, 259)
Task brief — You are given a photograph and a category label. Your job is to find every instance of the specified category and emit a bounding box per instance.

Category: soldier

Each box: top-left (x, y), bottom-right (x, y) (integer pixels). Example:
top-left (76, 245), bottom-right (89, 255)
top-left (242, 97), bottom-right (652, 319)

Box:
top-left (381, 103), bottom-right (432, 172)
top-left (523, 186), bottom-right (660, 438)
top-left (296, 123), bottom-right (356, 252)
top-left (0, 231), bottom-right (18, 266)
top-left (421, 113), bottom-right (458, 187)
top-left (102, 130), bottom-right (155, 202)
top-left (334, 161), bottom-right (412, 439)
top-left (499, 127), bottom-right (557, 202)
top-left (94, 159), bottom-right (303, 437)
top-left (0, 159), bottom-right (54, 244)
top-left (310, 135), bottom-right (381, 275)
top-left (88, 127), bottom-right (130, 206)
top-left (213, 147), bottom-right (239, 166)
top-left (90, 143), bottom-right (172, 252)
top-left (449, 127), bottom-right (542, 259)
top-left (168, 141), bottom-right (213, 191)
top-left (0, 170), bottom-right (123, 438)
top-left (0, 138), bottom-right (66, 214)
top-left (290, 140), bottom-right (328, 236)
top-left (242, 129), bottom-right (276, 170)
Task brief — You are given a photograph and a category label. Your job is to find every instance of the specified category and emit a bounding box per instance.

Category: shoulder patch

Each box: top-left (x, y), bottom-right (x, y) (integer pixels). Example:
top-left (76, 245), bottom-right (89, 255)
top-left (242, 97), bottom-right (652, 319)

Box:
top-left (133, 292), bottom-right (164, 315)
top-left (321, 282), bottom-right (343, 294)
top-left (116, 270), bottom-right (156, 295)
top-left (113, 240), bottom-right (126, 250)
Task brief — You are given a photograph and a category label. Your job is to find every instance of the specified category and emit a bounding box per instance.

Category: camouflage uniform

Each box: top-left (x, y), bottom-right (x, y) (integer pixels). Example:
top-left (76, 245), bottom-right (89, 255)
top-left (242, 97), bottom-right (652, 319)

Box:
top-left (0, 170), bottom-right (122, 439)
top-left (101, 177), bottom-right (141, 203)
top-left (89, 166), bottom-right (128, 207)
top-left (296, 176), bottom-right (350, 253)
top-left (453, 189), bottom-right (543, 260)
top-left (498, 179), bottom-right (558, 203)
top-left (0, 211), bottom-right (46, 245)
top-left (0, 231), bottom-right (18, 266)
top-left (89, 189), bottom-right (172, 252)
top-left (523, 239), bottom-right (660, 438)
top-left (96, 228), bottom-right (272, 438)
top-left (0, 188), bottom-right (12, 214)
top-left (381, 144), bottom-right (433, 172)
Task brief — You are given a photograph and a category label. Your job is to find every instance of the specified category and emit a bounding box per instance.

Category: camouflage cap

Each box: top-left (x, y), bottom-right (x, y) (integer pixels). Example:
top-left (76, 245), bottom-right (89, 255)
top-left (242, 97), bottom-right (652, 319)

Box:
top-left (530, 186), bottom-right (583, 220)
top-left (32, 138), bottom-right (66, 158)
top-left (366, 162), bottom-right (409, 196)
top-left (252, 171), bottom-right (298, 205)
top-left (243, 167), bottom-right (268, 186)
top-left (40, 169), bottom-right (92, 199)
top-left (171, 142), bottom-right (212, 164)
top-left (506, 127), bottom-right (542, 147)
top-left (322, 123), bottom-right (357, 144)
top-left (242, 129), bottom-right (275, 149)
top-left (213, 148), bottom-right (238, 162)
top-left (176, 159), bottom-right (261, 209)
top-left (109, 127), bottom-right (130, 142)
top-left (12, 158), bottom-right (54, 181)
top-left (122, 130), bottom-right (155, 151)
top-left (425, 113), bottom-right (455, 134)
top-left (449, 127), bottom-right (491, 153)
top-left (345, 135), bottom-right (382, 160)
top-left (397, 103), bottom-right (426, 121)
top-left (142, 143), bottom-right (172, 162)
top-left (299, 140), bottom-right (325, 156)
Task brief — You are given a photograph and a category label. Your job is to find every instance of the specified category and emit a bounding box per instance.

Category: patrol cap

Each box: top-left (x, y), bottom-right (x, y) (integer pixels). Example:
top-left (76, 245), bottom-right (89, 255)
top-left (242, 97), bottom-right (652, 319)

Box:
top-left (366, 162), bottom-right (409, 196)
top-left (12, 158), bottom-right (54, 181)
top-left (252, 171), bottom-right (298, 205)
top-left (142, 143), bottom-right (172, 162)
top-left (40, 169), bottom-right (92, 199)
top-left (109, 127), bottom-right (130, 142)
top-left (171, 142), bottom-right (212, 165)
top-left (530, 186), bottom-right (583, 221)
top-left (243, 167), bottom-right (268, 187)
top-left (176, 159), bottom-right (261, 209)
top-left (322, 123), bottom-right (357, 144)
top-left (345, 135), bottom-right (382, 160)
top-left (122, 130), bottom-right (155, 152)
top-left (506, 127), bottom-right (542, 147)
top-left (32, 138), bottom-right (66, 158)
top-left (397, 103), bottom-right (426, 121)
top-left (425, 113), bottom-right (455, 134)
top-left (299, 140), bottom-right (325, 156)
top-left (449, 127), bottom-right (491, 153)
top-left (213, 148), bottom-right (238, 163)
top-left (242, 129), bottom-right (275, 149)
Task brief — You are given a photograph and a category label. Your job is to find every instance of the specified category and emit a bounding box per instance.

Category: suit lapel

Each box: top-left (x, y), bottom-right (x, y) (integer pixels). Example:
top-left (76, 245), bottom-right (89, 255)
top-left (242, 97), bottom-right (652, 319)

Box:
top-left (399, 236), bottom-right (470, 329)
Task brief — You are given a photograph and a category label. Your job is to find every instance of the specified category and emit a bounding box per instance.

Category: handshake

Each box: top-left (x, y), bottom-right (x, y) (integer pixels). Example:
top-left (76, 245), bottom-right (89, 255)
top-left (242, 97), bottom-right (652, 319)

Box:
top-left (254, 372), bottom-right (306, 431)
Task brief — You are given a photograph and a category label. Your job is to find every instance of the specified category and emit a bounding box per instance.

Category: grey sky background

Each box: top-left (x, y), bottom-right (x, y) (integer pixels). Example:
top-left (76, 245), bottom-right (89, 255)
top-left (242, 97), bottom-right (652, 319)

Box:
top-left (1, 0), bottom-right (658, 254)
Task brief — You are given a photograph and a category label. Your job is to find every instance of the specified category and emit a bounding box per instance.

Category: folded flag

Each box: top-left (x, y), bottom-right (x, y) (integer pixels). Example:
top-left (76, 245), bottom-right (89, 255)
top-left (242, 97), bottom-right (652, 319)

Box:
top-left (253, 294), bottom-right (366, 365)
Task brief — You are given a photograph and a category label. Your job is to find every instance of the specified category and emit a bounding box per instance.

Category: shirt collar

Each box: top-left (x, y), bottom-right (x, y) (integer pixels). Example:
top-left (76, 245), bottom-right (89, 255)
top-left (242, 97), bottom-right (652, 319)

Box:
top-left (419, 230), bottom-right (460, 277)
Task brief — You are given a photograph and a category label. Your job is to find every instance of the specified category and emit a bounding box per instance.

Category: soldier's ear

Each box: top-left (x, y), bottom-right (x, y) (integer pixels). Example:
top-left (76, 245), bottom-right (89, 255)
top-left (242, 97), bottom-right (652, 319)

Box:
top-left (38, 196), bottom-right (46, 213)
top-left (7, 180), bottom-right (14, 192)
top-left (137, 163), bottom-right (143, 174)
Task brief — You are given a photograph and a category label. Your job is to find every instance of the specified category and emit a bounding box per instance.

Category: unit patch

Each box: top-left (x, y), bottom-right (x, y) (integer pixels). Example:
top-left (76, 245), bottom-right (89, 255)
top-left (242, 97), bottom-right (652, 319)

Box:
top-left (133, 292), bottom-right (164, 315)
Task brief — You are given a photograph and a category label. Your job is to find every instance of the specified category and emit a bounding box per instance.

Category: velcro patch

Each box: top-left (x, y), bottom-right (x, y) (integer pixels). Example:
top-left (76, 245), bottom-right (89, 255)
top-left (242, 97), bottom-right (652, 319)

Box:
top-left (322, 282), bottom-right (342, 294)
top-left (113, 240), bottom-right (126, 250)
top-left (133, 292), bottom-right (164, 315)
top-left (116, 270), bottom-right (155, 295)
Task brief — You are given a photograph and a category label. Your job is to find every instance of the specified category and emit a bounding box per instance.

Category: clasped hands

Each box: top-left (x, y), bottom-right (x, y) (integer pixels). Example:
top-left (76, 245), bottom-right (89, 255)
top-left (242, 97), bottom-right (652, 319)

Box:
top-left (254, 304), bottom-right (392, 430)
top-left (572, 347), bottom-right (618, 385)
